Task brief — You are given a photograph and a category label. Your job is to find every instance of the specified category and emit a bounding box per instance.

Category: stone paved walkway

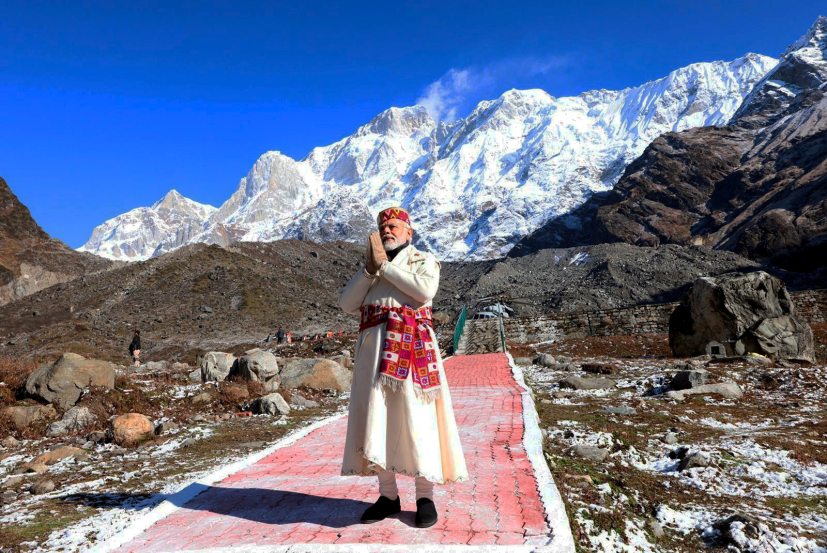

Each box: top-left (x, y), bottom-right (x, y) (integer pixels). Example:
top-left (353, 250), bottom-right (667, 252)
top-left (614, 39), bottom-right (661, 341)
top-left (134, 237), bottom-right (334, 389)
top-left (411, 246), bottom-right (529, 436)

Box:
top-left (109, 353), bottom-right (573, 552)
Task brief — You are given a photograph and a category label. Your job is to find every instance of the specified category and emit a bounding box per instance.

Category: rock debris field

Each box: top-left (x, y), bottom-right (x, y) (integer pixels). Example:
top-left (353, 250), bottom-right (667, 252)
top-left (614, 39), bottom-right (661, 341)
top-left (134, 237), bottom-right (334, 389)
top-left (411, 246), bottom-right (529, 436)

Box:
top-left (521, 337), bottom-right (827, 553)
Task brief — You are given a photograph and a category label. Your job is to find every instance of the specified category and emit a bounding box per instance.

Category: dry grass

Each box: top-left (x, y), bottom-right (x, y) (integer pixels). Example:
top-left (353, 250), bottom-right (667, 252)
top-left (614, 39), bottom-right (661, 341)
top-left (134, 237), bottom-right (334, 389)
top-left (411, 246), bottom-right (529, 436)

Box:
top-left (538, 333), bottom-right (673, 358)
top-left (505, 340), bottom-right (536, 357)
top-left (0, 356), bottom-right (38, 407)
top-left (0, 410), bottom-right (17, 438)
top-left (77, 381), bottom-right (161, 432)
top-left (0, 503), bottom-right (89, 552)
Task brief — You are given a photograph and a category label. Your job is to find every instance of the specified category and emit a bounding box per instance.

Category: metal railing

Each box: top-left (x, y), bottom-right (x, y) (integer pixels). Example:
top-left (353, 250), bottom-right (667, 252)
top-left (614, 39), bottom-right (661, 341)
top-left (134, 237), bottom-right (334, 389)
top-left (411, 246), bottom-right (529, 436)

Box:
top-left (452, 305), bottom-right (468, 354)
top-left (498, 314), bottom-right (507, 352)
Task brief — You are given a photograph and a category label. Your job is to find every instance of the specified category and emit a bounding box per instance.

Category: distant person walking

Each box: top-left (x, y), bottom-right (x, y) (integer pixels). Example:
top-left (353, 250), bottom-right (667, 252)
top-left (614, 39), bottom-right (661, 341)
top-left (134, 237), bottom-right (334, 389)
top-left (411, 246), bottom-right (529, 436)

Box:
top-left (128, 330), bottom-right (141, 367)
top-left (276, 327), bottom-right (286, 344)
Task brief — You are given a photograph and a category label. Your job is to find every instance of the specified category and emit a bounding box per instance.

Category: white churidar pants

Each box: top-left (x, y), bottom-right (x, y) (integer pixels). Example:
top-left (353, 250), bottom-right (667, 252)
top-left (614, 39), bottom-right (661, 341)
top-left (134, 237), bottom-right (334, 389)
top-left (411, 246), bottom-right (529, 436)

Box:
top-left (378, 469), bottom-right (434, 501)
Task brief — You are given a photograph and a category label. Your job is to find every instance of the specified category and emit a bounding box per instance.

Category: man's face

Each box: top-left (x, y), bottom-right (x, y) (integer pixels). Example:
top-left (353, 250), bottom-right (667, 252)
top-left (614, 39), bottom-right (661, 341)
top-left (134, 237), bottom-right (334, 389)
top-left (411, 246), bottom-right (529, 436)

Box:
top-left (379, 218), bottom-right (413, 251)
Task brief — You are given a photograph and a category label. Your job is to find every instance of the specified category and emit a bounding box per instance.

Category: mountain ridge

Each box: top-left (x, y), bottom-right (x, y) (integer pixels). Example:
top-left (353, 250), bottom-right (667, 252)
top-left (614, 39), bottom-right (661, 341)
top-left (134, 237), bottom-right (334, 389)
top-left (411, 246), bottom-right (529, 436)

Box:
top-left (79, 52), bottom-right (777, 261)
top-left (510, 17), bottom-right (827, 275)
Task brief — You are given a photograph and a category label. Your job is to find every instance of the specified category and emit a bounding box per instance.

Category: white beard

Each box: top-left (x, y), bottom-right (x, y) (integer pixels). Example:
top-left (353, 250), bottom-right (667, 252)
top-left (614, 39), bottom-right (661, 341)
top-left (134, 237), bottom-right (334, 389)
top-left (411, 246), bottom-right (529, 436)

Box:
top-left (382, 237), bottom-right (405, 251)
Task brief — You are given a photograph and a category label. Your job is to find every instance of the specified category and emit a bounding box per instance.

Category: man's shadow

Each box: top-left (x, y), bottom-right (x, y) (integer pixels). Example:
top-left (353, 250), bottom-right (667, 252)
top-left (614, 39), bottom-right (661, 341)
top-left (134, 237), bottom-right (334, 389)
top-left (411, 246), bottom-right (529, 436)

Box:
top-left (62, 486), bottom-right (419, 528)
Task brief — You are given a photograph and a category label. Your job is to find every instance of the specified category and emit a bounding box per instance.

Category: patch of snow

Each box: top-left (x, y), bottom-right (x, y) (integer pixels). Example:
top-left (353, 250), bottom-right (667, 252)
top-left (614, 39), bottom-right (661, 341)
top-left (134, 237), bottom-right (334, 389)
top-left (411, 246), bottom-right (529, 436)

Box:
top-left (568, 252), bottom-right (590, 266)
top-left (171, 384), bottom-right (204, 399)
top-left (576, 507), bottom-right (657, 552)
top-left (1, 453), bottom-right (26, 470)
top-left (655, 504), bottom-right (715, 534)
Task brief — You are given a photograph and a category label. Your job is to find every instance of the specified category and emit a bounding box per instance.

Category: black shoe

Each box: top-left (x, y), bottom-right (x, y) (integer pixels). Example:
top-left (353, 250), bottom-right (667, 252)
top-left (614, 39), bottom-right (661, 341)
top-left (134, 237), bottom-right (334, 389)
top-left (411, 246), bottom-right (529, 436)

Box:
top-left (415, 498), bottom-right (438, 528)
top-left (360, 495), bottom-right (401, 523)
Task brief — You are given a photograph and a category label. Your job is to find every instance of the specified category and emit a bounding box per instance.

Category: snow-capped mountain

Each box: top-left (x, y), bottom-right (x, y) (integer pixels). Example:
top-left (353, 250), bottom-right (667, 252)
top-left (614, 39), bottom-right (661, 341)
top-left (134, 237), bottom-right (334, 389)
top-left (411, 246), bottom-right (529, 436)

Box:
top-left (736, 15), bottom-right (827, 121)
top-left (510, 17), bottom-right (827, 267)
top-left (81, 53), bottom-right (777, 261)
top-left (79, 190), bottom-right (217, 260)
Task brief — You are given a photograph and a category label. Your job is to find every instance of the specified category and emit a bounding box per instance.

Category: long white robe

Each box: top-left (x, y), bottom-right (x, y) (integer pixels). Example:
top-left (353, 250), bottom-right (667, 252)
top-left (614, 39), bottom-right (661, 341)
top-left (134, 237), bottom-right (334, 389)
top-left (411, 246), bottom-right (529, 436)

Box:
top-left (338, 245), bottom-right (468, 484)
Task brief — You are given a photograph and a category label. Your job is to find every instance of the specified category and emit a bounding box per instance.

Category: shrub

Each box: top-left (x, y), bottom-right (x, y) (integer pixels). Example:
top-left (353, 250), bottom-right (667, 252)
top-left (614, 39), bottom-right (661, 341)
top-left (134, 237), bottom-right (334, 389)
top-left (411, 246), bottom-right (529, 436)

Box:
top-left (0, 357), bottom-right (38, 408)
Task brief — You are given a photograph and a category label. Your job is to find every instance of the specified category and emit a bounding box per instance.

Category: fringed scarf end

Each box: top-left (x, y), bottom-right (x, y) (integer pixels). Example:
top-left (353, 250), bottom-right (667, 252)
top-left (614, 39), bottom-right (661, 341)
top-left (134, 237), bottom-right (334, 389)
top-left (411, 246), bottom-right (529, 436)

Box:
top-left (378, 373), bottom-right (406, 394)
top-left (413, 386), bottom-right (442, 403)
top-left (378, 373), bottom-right (441, 402)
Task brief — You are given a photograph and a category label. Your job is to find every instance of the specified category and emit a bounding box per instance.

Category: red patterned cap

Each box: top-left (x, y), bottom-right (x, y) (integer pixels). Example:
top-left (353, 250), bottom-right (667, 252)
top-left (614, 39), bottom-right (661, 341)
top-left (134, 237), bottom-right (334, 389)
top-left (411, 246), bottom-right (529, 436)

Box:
top-left (376, 207), bottom-right (411, 227)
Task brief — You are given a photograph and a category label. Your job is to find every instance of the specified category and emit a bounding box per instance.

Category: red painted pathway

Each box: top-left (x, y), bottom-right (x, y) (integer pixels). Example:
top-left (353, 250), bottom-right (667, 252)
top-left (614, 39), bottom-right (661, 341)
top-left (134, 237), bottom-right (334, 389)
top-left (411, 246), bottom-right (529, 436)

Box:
top-left (115, 353), bottom-right (554, 550)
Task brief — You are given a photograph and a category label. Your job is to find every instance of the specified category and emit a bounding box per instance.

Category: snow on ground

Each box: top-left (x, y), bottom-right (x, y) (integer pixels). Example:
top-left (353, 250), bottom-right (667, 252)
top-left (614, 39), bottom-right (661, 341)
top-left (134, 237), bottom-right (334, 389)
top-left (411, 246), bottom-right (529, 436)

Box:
top-left (171, 383), bottom-right (204, 399)
top-left (33, 413), bottom-right (341, 553)
top-left (629, 436), bottom-right (827, 498)
top-left (575, 507), bottom-right (657, 553)
top-left (521, 357), bottom-right (827, 553)
top-left (655, 504), bottom-right (717, 534)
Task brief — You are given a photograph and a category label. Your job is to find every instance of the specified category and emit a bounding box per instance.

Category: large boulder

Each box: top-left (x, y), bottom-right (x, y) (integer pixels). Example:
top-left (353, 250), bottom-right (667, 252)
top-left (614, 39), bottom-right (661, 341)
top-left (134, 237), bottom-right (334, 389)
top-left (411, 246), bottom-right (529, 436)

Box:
top-left (2, 404), bottom-right (58, 432)
top-left (198, 352), bottom-right (236, 383)
top-left (278, 358), bottom-right (316, 388)
top-left (669, 272), bottom-right (815, 363)
top-left (232, 349), bottom-right (280, 391)
top-left (280, 358), bottom-right (351, 392)
top-left (46, 406), bottom-right (97, 437)
top-left (250, 393), bottom-right (291, 415)
top-left (30, 445), bottom-right (89, 466)
top-left (25, 353), bottom-right (116, 409)
top-left (558, 376), bottom-right (616, 390)
top-left (302, 359), bottom-right (351, 392)
top-left (666, 381), bottom-right (743, 401)
top-left (111, 413), bottom-right (155, 447)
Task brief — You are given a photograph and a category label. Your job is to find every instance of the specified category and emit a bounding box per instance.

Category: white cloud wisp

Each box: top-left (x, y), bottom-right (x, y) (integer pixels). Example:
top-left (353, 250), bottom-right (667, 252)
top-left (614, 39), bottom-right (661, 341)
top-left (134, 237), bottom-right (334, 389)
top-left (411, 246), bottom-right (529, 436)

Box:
top-left (416, 56), bottom-right (568, 121)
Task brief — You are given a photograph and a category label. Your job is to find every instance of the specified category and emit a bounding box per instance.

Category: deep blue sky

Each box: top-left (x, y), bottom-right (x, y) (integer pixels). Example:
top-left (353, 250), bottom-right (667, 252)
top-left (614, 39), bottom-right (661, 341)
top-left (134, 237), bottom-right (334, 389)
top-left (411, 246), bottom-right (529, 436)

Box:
top-left (1, 1), bottom-right (824, 247)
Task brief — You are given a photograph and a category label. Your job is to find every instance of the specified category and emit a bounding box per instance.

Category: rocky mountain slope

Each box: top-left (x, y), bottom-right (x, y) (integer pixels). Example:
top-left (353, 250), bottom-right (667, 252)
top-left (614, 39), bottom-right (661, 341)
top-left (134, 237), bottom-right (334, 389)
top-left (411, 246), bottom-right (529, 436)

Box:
top-left (0, 177), bottom-right (112, 306)
top-left (79, 55), bottom-right (776, 262)
top-left (511, 17), bottom-right (827, 275)
top-left (0, 240), bottom-right (365, 362)
top-left (0, 238), bottom-right (760, 363)
top-left (455, 244), bottom-right (760, 316)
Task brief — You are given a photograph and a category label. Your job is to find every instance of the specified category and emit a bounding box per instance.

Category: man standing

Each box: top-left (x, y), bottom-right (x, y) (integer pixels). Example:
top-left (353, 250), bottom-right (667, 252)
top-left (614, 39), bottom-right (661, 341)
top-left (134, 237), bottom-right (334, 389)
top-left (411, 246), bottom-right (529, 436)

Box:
top-left (338, 207), bottom-right (467, 528)
top-left (128, 330), bottom-right (141, 368)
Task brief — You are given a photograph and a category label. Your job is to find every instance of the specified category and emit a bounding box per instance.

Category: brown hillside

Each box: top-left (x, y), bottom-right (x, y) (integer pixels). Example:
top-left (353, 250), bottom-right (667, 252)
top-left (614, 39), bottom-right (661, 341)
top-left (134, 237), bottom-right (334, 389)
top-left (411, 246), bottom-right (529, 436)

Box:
top-left (0, 176), bottom-right (112, 304)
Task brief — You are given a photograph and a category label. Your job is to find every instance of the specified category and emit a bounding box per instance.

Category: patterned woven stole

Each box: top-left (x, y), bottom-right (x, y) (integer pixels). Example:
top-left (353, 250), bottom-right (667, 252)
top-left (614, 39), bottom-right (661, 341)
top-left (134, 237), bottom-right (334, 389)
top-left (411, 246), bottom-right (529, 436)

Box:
top-left (359, 304), bottom-right (441, 401)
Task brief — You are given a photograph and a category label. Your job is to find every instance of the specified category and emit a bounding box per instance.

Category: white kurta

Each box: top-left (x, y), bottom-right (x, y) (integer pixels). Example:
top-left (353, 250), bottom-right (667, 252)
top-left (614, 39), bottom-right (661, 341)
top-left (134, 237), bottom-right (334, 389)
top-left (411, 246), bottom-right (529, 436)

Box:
top-left (338, 245), bottom-right (468, 484)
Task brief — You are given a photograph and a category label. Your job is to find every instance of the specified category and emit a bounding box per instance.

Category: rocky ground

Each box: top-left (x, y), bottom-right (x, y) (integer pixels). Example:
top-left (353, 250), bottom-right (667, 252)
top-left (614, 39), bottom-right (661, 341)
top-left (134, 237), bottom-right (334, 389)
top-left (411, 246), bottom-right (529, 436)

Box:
top-left (518, 323), bottom-right (827, 552)
top-left (0, 344), bottom-right (352, 552)
top-left (1, 325), bottom-right (825, 552)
